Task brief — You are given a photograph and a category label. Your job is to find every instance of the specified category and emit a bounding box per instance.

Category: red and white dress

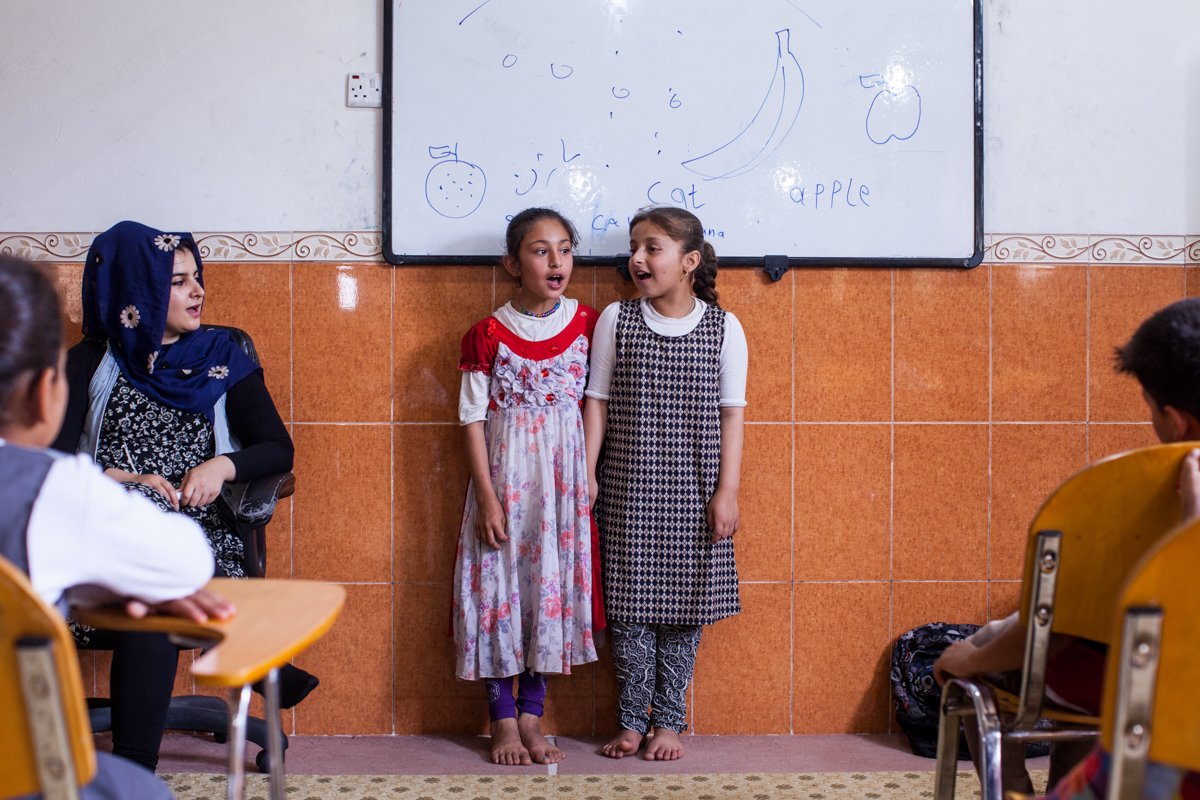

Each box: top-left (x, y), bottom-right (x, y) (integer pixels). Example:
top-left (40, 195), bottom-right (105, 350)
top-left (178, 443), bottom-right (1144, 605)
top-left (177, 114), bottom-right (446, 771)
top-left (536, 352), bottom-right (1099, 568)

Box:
top-left (452, 299), bottom-right (602, 680)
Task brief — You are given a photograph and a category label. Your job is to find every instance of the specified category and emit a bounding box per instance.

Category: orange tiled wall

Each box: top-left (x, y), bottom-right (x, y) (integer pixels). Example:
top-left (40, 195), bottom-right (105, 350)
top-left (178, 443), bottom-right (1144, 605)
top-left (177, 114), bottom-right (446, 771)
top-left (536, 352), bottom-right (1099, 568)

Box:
top-left (60, 259), bottom-right (1192, 736)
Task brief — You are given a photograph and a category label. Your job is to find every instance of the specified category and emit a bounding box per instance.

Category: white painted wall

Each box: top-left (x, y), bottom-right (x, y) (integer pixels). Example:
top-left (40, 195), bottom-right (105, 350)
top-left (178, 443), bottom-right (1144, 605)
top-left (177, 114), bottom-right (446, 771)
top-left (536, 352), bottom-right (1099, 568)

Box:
top-left (984, 0), bottom-right (1200, 234)
top-left (0, 0), bottom-right (381, 232)
top-left (2, 0), bottom-right (1198, 235)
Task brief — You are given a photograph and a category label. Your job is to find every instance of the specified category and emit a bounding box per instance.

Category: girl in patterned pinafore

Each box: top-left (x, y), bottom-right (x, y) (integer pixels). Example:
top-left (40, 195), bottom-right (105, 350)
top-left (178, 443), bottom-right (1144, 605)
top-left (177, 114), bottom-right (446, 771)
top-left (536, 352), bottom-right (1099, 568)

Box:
top-left (585, 207), bottom-right (748, 762)
top-left (453, 208), bottom-right (601, 767)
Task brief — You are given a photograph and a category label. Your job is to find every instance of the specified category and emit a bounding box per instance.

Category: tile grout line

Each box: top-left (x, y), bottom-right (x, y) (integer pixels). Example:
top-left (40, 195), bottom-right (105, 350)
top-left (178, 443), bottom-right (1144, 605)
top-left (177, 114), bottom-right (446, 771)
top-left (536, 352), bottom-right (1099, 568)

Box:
top-left (789, 268), bottom-right (796, 736)
top-left (1086, 253), bottom-right (1091, 460)
top-left (987, 262), bottom-right (993, 617)
top-left (390, 264), bottom-right (397, 735)
top-left (888, 266), bottom-right (895, 735)
top-left (590, 264), bottom-right (597, 738)
top-left (289, 260), bottom-right (296, 735)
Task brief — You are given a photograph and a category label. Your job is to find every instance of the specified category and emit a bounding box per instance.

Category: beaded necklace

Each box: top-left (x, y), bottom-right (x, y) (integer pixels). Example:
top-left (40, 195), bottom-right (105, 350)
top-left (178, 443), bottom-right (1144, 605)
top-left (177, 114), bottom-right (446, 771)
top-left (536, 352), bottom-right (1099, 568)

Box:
top-left (516, 298), bottom-right (561, 318)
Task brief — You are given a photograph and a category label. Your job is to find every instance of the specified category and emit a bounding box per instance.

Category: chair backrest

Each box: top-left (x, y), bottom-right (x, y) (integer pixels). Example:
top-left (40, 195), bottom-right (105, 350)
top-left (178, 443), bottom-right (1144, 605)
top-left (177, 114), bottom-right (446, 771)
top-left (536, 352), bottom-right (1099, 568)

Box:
top-left (1019, 443), bottom-right (1194, 643)
top-left (1102, 516), bottom-right (1200, 780)
top-left (201, 324), bottom-right (260, 366)
top-left (0, 557), bottom-right (95, 799)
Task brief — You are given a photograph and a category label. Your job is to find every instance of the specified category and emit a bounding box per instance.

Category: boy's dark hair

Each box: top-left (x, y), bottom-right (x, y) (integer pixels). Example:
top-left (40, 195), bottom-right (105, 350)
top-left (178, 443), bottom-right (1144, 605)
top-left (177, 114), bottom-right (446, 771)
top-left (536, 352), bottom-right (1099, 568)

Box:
top-left (0, 255), bottom-right (64, 420)
top-left (1115, 297), bottom-right (1200, 420)
top-left (628, 206), bottom-right (719, 306)
top-left (504, 208), bottom-right (579, 264)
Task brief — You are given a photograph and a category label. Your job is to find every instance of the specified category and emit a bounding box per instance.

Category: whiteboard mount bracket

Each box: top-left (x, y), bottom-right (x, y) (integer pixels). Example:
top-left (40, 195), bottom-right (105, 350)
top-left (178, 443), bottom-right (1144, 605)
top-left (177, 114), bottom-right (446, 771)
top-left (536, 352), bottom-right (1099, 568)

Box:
top-left (616, 255), bottom-right (632, 282)
top-left (764, 256), bottom-right (789, 282)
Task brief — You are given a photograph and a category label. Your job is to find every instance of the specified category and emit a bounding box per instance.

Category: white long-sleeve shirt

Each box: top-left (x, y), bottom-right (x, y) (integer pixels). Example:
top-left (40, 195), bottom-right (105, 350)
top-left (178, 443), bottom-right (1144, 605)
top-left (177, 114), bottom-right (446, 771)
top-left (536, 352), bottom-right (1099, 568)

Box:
top-left (21, 447), bottom-right (214, 612)
top-left (458, 299), bottom-right (582, 425)
top-left (585, 298), bottom-right (749, 407)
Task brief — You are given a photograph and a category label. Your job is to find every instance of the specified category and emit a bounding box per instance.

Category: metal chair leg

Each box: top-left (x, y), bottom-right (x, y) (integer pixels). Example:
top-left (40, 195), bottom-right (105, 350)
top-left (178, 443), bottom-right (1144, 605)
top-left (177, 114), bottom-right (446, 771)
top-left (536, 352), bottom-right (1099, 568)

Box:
top-left (264, 667), bottom-right (286, 800)
top-left (227, 683), bottom-right (253, 800)
top-left (936, 678), bottom-right (1005, 800)
top-left (933, 682), bottom-right (963, 800)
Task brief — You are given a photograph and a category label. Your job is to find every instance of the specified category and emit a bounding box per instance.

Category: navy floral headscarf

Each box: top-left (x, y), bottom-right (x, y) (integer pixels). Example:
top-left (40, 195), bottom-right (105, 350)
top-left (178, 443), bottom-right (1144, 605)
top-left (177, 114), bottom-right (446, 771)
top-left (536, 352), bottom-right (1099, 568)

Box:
top-left (82, 221), bottom-right (257, 421)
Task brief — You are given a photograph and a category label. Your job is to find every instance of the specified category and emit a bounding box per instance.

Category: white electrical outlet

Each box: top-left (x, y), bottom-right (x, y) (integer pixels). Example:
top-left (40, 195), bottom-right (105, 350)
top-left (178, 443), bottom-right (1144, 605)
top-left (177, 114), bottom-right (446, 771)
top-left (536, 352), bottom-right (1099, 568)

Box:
top-left (347, 73), bottom-right (382, 108)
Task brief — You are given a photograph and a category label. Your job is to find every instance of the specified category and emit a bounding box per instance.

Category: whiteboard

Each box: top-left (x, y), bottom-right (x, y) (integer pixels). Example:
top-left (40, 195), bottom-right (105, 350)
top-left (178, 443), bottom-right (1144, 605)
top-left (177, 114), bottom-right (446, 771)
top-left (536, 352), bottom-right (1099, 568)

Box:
top-left (383, 0), bottom-right (982, 266)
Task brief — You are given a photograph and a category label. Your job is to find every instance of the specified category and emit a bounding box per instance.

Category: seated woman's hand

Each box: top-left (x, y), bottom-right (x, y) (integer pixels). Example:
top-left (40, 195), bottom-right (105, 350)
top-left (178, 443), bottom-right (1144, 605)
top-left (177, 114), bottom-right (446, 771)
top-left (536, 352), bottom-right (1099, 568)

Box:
top-left (179, 455), bottom-right (236, 508)
top-left (104, 468), bottom-right (180, 510)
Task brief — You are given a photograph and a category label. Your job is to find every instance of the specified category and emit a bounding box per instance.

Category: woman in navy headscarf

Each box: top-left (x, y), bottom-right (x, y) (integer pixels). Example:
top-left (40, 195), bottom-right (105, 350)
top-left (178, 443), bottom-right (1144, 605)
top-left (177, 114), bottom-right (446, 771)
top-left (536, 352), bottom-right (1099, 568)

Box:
top-left (53, 221), bottom-right (316, 772)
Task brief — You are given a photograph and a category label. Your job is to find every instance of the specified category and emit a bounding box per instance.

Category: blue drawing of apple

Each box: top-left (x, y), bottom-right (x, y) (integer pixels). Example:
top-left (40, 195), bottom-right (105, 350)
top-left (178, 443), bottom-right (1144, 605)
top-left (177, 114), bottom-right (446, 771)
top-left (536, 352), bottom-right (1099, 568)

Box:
top-left (860, 74), bottom-right (921, 145)
top-left (425, 145), bottom-right (487, 218)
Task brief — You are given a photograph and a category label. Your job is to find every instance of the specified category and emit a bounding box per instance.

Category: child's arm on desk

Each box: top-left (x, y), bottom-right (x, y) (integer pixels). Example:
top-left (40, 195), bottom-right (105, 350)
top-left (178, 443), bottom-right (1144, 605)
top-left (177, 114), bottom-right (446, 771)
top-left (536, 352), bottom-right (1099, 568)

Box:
top-left (464, 421), bottom-right (507, 550)
top-left (708, 406), bottom-right (744, 543)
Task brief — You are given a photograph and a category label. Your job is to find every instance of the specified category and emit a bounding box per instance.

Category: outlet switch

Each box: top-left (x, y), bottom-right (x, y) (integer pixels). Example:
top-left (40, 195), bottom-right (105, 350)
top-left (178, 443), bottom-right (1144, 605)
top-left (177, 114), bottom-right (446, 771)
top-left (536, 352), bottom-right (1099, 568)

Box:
top-left (347, 73), bottom-right (382, 108)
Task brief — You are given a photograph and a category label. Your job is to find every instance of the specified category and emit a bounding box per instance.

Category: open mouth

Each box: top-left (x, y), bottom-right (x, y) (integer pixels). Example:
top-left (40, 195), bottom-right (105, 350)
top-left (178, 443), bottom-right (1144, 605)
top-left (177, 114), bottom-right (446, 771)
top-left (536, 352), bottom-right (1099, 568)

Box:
top-left (186, 303), bottom-right (202, 317)
top-left (547, 274), bottom-right (563, 289)
top-left (634, 270), bottom-right (652, 282)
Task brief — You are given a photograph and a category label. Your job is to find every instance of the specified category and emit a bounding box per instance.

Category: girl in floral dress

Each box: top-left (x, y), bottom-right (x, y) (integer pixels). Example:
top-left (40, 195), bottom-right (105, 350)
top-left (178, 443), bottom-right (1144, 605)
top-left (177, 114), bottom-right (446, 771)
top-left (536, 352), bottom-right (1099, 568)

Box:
top-left (453, 208), bottom-right (601, 766)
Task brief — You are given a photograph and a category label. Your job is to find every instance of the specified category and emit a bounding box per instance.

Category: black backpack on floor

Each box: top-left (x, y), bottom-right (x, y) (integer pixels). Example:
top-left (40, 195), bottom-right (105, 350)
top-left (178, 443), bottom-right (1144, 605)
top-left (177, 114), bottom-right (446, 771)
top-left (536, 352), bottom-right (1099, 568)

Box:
top-left (891, 622), bottom-right (980, 759)
top-left (890, 622), bottom-right (1050, 759)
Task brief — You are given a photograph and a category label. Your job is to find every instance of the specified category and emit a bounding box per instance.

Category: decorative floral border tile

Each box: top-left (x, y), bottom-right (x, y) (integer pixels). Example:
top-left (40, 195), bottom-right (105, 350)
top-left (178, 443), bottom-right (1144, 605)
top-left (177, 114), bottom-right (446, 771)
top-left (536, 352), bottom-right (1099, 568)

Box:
top-left (1186, 235), bottom-right (1200, 265)
top-left (162, 770), bottom-right (1045, 800)
top-left (1090, 235), bottom-right (1186, 264)
top-left (0, 231), bottom-right (385, 263)
top-left (292, 231), bottom-right (383, 262)
top-left (193, 232), bottom-right (294, 261)
top-left (988, 234), bottom-right (1090, 263)
top-left (0, 232), bottom-right (95, 261)
top-left (3, 230), bottom-right (1198, 265)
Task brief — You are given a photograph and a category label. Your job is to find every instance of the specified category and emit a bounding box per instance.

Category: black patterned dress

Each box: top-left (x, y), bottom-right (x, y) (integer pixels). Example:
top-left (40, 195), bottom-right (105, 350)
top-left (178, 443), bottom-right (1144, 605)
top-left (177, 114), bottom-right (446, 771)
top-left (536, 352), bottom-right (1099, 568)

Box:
top-left (595, 299), bottom-right (740, 625)
top-left (95, 372), bottom-right (245, 579)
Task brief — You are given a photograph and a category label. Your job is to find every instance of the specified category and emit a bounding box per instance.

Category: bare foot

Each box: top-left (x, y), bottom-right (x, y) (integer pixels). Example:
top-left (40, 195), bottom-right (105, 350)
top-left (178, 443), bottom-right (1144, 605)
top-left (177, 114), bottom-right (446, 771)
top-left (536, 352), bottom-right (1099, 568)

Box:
top-left (601, 728), bottom-right (644, 759)
top-left (518, 713), bottom-right (564, 764)
top-left (644, 727), bottom-right (684, 761)
top-left (490, 718), bottom-right (532, 766)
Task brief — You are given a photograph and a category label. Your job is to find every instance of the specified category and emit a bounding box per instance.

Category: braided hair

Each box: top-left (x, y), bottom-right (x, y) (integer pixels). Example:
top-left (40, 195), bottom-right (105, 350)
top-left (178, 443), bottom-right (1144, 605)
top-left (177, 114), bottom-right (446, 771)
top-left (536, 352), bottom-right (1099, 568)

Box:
top-left (628, 206), bottom-right (719, 305)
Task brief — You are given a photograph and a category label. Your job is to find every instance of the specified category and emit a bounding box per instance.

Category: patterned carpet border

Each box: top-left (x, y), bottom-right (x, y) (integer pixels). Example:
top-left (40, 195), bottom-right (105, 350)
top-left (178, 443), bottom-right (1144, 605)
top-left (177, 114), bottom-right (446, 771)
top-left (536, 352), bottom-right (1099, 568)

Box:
top-left (162, 770), bottom-right (1050, 800)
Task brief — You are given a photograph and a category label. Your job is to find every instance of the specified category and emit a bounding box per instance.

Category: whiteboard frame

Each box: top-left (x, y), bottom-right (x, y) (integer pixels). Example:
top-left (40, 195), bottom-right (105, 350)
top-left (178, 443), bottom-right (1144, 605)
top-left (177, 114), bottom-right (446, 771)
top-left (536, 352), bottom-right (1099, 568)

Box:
top-left (382, 0), bottom-right (984, 270)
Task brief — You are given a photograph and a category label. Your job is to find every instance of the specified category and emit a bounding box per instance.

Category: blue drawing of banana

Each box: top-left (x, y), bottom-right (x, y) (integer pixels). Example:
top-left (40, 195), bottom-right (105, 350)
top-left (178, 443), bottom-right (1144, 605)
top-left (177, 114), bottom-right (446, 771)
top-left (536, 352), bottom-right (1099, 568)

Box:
top-left (682, 29), bottom-right (805, 180)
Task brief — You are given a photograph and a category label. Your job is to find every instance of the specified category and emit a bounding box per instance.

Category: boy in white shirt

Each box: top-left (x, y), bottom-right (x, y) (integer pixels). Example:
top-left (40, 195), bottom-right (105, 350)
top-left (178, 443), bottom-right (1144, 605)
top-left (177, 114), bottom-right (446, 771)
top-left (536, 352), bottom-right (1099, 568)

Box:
top-left (0, 254), bottom-right (232, 799)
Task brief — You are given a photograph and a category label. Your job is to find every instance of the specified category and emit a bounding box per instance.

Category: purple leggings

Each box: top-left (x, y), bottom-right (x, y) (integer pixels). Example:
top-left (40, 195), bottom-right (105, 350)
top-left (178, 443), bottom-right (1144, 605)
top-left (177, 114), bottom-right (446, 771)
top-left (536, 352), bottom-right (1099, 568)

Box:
top-left (484, 669), bottom-right (547, 721)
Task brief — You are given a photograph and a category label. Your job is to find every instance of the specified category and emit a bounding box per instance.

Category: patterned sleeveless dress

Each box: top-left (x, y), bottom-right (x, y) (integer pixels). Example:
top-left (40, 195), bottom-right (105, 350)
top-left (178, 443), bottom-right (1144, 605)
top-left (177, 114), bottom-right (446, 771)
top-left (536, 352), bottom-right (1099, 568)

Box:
top-left (595, 299), bottom-right (740, 626)
top-left (452, 306), bottom-right (600, 680)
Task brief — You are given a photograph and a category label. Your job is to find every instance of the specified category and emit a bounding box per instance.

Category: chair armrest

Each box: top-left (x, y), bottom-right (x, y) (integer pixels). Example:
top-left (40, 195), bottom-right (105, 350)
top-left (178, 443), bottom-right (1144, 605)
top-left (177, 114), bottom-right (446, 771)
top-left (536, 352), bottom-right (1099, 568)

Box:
top-left (218, 473), bottom-right (296, 525)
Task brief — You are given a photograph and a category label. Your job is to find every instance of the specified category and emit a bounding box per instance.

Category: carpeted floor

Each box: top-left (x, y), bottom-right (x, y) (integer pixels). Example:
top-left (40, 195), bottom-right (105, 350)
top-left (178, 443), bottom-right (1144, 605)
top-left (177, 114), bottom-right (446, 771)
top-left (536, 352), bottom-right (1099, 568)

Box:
top-left (161, 770), bottom-right (1050, 800)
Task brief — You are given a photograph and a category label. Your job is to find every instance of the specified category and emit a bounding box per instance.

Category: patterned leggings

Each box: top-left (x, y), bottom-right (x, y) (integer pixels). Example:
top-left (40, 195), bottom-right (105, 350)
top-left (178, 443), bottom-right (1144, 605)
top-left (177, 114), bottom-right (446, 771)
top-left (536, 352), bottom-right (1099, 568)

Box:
top-left (610, 620), bottom-right (703, 735)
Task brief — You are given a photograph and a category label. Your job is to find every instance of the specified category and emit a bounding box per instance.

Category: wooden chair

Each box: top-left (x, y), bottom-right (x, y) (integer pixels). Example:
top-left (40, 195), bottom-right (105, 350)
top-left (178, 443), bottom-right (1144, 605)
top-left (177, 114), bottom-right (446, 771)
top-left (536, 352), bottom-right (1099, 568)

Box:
top-left (933, 442), bottom-right (1198, 800)
top-left (74, 577), bottom-right (343, 800)
top-left (1102, 515), bottom-right (1200, 799)
top-left (1, 556), bottom-right (97, 800)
